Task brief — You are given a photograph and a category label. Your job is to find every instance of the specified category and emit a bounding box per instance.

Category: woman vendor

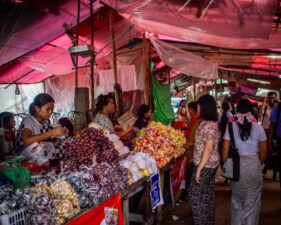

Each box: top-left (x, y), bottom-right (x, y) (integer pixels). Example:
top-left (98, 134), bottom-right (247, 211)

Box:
top-left (131, 104), bottom-right (152, 139)
top-left (177, 100), bottom-right (188, 121)
top-left (134, 104), bottom-right (151, 130)
top-left (15, 93), bottom-right (68, 167)
top-left (93, 94), bottom-right (132, 138)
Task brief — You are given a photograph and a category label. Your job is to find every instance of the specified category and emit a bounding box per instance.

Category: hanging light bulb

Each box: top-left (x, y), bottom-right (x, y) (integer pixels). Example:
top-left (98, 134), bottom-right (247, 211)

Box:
top-left (15, 84), bottom-right (20, 95)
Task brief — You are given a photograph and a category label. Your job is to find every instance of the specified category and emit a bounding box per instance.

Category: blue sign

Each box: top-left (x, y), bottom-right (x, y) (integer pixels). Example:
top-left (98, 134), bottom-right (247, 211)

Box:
top-left (150, 173), bottom-right (163, 211)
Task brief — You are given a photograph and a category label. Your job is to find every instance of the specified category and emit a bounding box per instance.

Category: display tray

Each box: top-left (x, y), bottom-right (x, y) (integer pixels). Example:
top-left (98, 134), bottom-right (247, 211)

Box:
top-left (160, 155), bottom-right (184, 172)
top-left (62, 155), bottom-right (184, 224)
top-left (121, 176), bottom-right (147, 199)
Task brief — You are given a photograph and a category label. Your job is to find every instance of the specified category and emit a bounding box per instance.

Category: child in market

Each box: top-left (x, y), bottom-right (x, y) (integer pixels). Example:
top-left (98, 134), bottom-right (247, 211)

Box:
top-left (0, 112), bottom-right (15, 157)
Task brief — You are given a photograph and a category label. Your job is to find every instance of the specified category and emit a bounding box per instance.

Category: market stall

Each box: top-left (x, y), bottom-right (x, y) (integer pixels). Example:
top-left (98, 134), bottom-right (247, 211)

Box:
top-left (1, 1), bottom-right (281, 225)
top-left (0, 120), bottom-right (187, 225)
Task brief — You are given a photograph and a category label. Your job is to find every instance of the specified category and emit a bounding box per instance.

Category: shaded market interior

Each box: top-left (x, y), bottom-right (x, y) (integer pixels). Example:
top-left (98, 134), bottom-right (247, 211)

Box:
top-left (1, 0), bottom-right (281, 225)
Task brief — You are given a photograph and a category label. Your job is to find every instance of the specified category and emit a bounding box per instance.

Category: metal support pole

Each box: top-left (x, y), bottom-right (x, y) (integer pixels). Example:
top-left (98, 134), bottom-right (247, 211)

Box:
top-left (75, 0), bottom-right (80, 88)
top-left (90, 0), bottom-right (95, 111)
top-left (109, 9), bottom-right (119, 116)
top-left (214, 79), bottom-right (218, 102)
top-left (219, 75), bottom-right (222, 97)
top-left (192, 77), bottom-right (196, 100)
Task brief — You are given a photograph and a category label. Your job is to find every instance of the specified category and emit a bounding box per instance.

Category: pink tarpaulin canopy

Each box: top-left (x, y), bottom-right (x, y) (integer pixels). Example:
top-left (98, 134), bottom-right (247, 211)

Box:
top-left (0, 0), bottom-right (281, 86)
top-left (0, 0), bottom-right (103, 67)
top-left (103, 0), bottom-right (277, 39)
top-left (0, 17), bottom-right (140, 84)
top-left (102, 0), bottom-right (281, 49)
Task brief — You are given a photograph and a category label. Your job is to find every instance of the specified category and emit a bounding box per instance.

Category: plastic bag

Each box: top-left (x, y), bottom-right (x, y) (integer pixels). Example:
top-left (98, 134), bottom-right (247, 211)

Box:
top-left (1, 158), bottom-right (30, 189)
top-left (20, 142), bottom-right (57, 166)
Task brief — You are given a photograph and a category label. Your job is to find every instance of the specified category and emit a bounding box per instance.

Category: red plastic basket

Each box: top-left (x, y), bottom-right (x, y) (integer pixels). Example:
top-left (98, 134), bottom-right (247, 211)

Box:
top-left (20, 162), bottom-right (42, 173)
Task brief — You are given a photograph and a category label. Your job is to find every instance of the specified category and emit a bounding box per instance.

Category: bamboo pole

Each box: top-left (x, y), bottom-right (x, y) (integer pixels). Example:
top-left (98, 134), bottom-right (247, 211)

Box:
top-left (109, 9), bottom-right (119, 116)
top-left (148, 41), bottom-right (152, 107)
top-left (142, 33), bottom-right (149, 105)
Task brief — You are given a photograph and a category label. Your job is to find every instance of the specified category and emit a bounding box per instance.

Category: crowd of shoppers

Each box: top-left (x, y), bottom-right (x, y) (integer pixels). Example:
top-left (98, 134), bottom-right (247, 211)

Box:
top-left (183, 92), bottom-right (280, 225)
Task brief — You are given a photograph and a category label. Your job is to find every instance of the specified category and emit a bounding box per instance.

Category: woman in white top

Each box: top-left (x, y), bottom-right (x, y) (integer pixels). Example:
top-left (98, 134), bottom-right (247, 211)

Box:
top-left (15, 93), bottom-right (68, 166)
top-left (222, 99), bottom-right (267, 225)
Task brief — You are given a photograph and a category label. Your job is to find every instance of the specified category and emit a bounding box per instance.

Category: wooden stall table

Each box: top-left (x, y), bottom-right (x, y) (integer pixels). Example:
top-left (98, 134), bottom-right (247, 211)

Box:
top-left (156, 155), bottom-right (186, 225)
top-left (121, 176), bottom-right (154, 225)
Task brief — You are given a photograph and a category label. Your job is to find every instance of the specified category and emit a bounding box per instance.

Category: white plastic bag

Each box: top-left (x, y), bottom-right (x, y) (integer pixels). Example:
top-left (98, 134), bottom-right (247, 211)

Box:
top-left (20, 141), bottom-right (57, 166)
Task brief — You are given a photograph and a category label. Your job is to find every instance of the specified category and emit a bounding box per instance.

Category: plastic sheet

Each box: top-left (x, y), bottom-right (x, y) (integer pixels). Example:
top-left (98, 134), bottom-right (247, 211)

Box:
top-left (0, 83), bottom-right (44, 113)
top-left (45, 68), bottom-right (91, 115)
top-left (103, 0), bottom-right (277, 39)
top-left (150, 37), bottom-right (218, 79)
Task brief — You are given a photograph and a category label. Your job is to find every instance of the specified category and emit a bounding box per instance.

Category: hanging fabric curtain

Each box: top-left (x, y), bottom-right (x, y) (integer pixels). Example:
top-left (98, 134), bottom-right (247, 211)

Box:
top-left (152, 75), bottom-right (175, 125)
top-left (150, 37), bottom-right (218, 79)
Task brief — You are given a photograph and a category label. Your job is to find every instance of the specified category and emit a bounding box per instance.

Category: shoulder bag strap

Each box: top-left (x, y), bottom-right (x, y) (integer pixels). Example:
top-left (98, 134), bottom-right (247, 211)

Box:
top-left (262, 105), bottom-right (267, 121)
top-left (228, 122), bottom-right (236, 150)
top-left (273, 103), bottom-right (281, 137)
top-left (277, 103), bottom-right (281, 124)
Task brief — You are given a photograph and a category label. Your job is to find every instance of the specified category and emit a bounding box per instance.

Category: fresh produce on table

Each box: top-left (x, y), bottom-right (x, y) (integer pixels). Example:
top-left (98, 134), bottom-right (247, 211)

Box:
top-left (27, 178), bottom-right (81, 225)
top-left (133, 126), bottom-right (183, 168)
top-left (148, 121), bottom-right (186, 154)
top-left (63, 127), bottom-right (119, 170)
top-left (89, 122), bottom-right (130, 156)
top-left (27, 191), bottom-right (56, 225)
top-left (49, 180), bottom-right (80, 224)
top-left (121, 152), bottom-right (158, 184)
top-left (66, 162), bottom-right (128, 209)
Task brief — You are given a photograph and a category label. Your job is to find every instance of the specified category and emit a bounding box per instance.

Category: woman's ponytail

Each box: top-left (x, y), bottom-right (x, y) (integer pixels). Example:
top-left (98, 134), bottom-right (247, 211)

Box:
top-left (29, 102), bottom-right (36, 116)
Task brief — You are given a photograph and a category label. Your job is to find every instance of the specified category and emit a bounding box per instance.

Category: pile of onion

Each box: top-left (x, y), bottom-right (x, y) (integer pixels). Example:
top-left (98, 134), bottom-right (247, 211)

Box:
top-left (63, 128), bottom-right (119, 170)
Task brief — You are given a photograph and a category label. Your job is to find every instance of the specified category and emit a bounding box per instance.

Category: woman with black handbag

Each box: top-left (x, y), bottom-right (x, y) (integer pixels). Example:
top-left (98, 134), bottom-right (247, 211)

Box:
top-left (222, 99), bottom-right (267, 225)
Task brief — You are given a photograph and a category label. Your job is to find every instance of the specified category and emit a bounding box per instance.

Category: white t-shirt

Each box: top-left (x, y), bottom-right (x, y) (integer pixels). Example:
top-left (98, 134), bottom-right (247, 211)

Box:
top-left (224, 121), bottom-right (267, 156)
top-left (262, 105), bottom-right (272, 130)
top-left (15, 116), bottom-right (53, 152)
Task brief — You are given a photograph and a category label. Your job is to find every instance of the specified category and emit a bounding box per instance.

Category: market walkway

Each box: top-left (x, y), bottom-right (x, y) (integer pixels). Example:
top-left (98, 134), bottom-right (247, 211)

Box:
top-left (164, 171), bottom-right (281, 225)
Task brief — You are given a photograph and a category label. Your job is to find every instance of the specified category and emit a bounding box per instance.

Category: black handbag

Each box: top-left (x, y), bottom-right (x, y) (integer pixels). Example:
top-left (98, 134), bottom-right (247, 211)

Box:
top-left (272, 103), bottom-right (281, 152)
top-left (221, 123), bottom-right (240, 181)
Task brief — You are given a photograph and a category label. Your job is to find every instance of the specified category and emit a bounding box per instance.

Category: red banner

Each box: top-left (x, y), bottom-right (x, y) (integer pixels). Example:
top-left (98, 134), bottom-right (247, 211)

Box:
top-left (67, 193), bottom-right (123, 225)
top-left (169, 155), bottom-right (187, 204)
